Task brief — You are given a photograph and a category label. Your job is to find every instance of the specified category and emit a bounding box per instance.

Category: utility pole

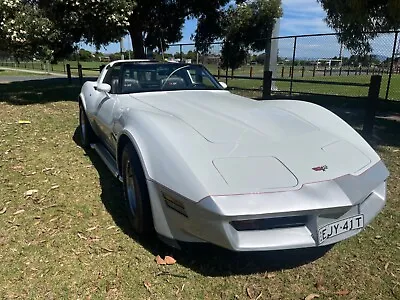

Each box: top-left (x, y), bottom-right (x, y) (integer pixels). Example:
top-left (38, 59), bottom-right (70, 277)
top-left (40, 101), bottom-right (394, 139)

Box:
top-left (264, 18), bottom-right (280, 91)
top-left (120, 37), bottom-right (125, 60)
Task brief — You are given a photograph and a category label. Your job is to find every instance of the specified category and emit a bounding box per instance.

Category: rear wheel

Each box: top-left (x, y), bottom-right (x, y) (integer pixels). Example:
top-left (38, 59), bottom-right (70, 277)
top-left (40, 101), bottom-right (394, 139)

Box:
top-left (79, 104), bottom-right (96, 148)
top-left (121, 143), bottom-right (153, 235)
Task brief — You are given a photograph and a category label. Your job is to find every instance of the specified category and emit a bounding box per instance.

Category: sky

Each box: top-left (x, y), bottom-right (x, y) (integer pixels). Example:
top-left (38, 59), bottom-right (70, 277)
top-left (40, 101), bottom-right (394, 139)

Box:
top-left (85, 0), bottom-right (396, 59)
top-left (86, 0), bottom-right (332, 54)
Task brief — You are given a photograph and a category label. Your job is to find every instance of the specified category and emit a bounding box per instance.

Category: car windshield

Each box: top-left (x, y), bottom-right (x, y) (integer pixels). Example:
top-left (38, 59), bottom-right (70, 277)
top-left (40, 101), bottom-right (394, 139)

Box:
top-left (106, 63), bottom-right (223, 94)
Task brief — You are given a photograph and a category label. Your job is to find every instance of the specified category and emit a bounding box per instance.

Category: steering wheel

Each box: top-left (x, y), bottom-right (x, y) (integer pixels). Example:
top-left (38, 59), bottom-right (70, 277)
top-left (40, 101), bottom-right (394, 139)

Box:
top-left (160, 65), bottom-right (191, 91)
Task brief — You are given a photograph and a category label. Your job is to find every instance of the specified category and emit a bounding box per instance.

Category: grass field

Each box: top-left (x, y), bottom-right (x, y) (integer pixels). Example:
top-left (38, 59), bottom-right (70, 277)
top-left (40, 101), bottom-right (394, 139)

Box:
top-left (0, 79), bottom-right (399, 299)
top-left (215, 73), bottom-right (400, 101)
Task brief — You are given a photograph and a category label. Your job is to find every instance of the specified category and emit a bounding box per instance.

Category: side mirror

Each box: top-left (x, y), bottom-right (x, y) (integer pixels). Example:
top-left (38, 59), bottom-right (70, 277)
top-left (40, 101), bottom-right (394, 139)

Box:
top-left (96, 83), bottom-right (111, 93)
top-left (219, 82), bottom-right (228, 89)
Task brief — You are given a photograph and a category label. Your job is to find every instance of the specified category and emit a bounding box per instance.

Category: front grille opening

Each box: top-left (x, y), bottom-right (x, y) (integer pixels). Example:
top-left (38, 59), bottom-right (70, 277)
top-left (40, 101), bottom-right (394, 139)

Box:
top-left (231, 215), bottom-right (308, 231)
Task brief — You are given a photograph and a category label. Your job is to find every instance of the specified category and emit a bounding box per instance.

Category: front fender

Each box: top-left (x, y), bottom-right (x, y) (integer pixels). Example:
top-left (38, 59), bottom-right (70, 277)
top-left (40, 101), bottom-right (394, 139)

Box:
top-left (266, 100), bottom-right (381, 166)
top-left (115, 110), bottom-right (223, 202)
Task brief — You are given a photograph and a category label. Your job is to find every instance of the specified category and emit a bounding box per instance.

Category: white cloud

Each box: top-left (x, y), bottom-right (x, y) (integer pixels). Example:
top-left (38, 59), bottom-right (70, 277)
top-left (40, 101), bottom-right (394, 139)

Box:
top-left (280, 0), bottom-right (332, 36)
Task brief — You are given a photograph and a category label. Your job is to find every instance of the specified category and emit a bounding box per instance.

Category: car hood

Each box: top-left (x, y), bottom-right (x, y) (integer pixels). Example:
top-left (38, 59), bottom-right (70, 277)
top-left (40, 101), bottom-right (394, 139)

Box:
top-left (130, 90), bottom-right (318, 143)
top-left (127, 91), bottom-right (375, 195)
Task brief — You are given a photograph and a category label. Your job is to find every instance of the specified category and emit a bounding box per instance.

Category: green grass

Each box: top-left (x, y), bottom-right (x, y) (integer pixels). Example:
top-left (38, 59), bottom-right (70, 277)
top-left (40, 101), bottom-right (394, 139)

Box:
top-left (0, 79), bottom-right (399, 299)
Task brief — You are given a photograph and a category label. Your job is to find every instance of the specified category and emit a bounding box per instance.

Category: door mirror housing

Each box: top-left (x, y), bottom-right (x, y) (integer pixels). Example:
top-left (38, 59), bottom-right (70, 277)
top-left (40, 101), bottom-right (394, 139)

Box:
top-left (97, 83), bottom-right (111, 93)
top-left (219, 82), bottom-right (228, 89)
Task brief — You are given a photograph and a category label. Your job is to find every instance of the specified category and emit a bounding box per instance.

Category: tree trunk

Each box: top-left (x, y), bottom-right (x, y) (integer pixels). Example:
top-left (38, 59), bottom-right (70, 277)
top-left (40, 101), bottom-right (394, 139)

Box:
top-left (129, 28), bottom-right (146, 59)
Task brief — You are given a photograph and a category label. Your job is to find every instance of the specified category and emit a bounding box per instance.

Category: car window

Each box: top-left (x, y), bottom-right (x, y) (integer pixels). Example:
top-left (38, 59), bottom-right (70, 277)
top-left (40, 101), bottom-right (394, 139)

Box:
top-left (103, 66), bottom-right (121, 94)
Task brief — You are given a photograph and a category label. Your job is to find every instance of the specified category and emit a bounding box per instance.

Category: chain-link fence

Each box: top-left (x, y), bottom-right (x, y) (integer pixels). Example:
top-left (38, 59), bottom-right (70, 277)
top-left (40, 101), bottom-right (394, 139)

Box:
top-left (166, 31), bottom-right (399, 100)
top-left (270, 32), bottom-right (399, 101)
top-left (0, 31), bottom-right (399, 100)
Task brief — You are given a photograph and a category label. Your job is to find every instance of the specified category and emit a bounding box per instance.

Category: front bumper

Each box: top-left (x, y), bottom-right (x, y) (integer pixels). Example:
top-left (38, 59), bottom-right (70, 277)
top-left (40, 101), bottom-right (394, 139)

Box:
top-left (151, 161), bottom-right (388, 251)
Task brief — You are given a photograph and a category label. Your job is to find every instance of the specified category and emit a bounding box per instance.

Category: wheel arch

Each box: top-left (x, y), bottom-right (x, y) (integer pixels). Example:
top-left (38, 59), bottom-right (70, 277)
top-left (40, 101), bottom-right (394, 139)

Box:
top-left (116, 131), bottom-right (179, 242)
top-left (117, 132), bottom-right (149, 179)
top-left (78, 93), bottom-right (87, 111)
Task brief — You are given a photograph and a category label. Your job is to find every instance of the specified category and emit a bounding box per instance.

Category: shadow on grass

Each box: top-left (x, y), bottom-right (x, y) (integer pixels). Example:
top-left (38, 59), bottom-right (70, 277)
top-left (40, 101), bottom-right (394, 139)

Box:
top-left (72, 127), bottom-right (333, 276)
top-left (0, 77), bottom-right (95, 105)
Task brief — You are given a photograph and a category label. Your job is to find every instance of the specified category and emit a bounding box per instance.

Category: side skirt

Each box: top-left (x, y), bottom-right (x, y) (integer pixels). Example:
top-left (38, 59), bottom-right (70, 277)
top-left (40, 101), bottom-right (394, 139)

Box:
top-left (90, 143), bottom-right (123, 182)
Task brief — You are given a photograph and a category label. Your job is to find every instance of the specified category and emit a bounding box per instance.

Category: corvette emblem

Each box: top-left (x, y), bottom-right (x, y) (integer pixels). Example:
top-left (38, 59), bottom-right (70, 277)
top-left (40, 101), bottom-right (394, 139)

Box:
top-left (312, 165), bottom-right (328, 172)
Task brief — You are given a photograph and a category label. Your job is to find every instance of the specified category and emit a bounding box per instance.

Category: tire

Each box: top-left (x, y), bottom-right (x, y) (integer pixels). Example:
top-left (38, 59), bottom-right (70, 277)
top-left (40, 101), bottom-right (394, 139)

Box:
top-left (79, 104), bottom-right (96, 148)
top-left (121, 143), bottom-right (153, 235)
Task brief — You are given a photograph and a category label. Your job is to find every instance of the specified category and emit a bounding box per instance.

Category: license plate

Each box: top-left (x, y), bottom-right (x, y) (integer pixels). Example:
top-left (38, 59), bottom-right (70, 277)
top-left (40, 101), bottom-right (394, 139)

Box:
top-left (318, 215), bottom-right (364, 244)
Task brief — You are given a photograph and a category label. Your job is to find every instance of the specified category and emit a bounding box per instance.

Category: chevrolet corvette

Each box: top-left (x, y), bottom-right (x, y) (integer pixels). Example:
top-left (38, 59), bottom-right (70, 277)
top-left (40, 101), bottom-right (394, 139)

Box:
top-left (78, 60), bottom-right (389, 251)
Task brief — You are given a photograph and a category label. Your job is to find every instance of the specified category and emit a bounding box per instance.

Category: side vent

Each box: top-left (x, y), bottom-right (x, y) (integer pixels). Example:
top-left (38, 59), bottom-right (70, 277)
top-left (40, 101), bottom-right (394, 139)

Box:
top-left (162, 193), bottom-right (188, 217)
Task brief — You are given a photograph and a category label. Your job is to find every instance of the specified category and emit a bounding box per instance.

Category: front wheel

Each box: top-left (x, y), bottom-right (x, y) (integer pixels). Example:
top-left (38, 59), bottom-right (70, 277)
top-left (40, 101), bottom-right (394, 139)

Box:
top-left (121, 143), bottom-right (153, 235)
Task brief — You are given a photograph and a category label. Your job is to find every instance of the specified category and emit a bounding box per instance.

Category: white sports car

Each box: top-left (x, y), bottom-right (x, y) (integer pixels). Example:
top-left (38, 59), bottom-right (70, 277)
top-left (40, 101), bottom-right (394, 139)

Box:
top-left (78, 60), bottom-right (389, 251)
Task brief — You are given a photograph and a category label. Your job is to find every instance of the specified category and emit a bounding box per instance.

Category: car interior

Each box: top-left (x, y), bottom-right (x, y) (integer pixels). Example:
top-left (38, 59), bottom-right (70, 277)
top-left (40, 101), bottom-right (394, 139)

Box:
top-left (103, 63), bottom-right (219, 94)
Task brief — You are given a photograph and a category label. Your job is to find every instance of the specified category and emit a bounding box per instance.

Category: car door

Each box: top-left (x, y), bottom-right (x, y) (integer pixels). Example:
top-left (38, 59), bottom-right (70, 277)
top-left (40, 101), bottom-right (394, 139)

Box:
top-left (92, 65), bottom-right (121, 156)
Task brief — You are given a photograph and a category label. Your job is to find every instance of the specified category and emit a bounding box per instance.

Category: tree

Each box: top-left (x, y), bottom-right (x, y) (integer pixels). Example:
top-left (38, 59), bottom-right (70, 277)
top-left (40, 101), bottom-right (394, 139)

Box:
top-left (317, 0), bottom-right (400, 54)
top-left (0, 0), bottom-right (60, 61)
top-left (38, 0), bottom-right (234, 59)
top-left (199, 0), bottom-right (282, 71)
top-left (78, 49), bottom-right (94, 62)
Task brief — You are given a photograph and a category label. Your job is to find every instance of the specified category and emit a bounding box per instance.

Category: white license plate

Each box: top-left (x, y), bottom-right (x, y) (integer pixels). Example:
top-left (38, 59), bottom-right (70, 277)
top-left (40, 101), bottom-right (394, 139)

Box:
top-left (318, 215), bottom-right (364, 244)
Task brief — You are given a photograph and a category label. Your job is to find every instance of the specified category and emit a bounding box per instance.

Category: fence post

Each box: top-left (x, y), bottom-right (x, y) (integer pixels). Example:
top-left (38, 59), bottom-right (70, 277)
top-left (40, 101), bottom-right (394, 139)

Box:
top-left (359, 66), bottom-right (362, 75)
top-left (339, 67), bottom-right (342, 76)
top-left (78, 64), bottom-right (83, 85)
top-left (66, 64), bottom-right (72, 84)
top-left (385, 31), bottom-right (398, 100)
top-left (262, 71), bottom-right (272, 99)
top-left (301, 66), bottom-right (305, 77)
top-left (329, 67), bottom-right (332, 76)
top-left (217, 68), bottom-right (220, 79)
top-left (281, 66), bottom-right (284, 78)
top-left (250, 66), bottom-right (253, 78)
top-left (313, 65), bottom-right (316, 77)
top-left (231, 69), bottom-right (234, 79)
top-left (324, 66), bottom-right (326, 76)
top-left (289, 36), bottom-right (297, 96)
top-left (363, 75), bottom-right (382, 137)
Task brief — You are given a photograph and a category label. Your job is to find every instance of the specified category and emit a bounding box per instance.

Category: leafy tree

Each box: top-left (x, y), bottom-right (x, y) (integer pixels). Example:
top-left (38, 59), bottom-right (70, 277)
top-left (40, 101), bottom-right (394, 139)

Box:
top-left (209, 0), bottom-right (282, 70)
top-left (185, 50), bottom-right (198, 61)
top-left (78, 49), bottom-right (94, 62)
top-left (38, 0), bottom-right (233, 59)
top-left (0, 0), bottom-right (59, 61)
top-left (317, 0), bottom-right (400, 54)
